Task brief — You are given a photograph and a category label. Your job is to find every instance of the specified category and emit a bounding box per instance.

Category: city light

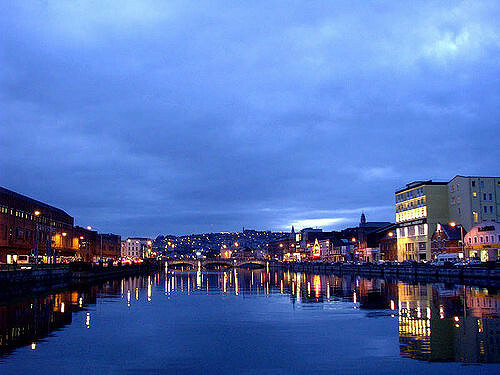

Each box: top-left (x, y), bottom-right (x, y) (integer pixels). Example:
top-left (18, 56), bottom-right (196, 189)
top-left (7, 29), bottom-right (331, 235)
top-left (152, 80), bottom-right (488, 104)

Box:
top-left (86, 226), bottom-right (92, 230)
top-left (34, 210), bottom-right (41, 216)
top-left (449, 222), bottom-right (456, 227)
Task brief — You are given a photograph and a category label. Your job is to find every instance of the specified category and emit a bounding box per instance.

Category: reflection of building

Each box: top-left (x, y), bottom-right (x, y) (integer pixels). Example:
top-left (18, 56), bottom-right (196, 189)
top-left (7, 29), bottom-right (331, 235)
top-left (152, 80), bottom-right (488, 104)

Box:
top-left (464, 221), bottom-right (500, 262)
top-left (398, 282), bottom-right (500, 363)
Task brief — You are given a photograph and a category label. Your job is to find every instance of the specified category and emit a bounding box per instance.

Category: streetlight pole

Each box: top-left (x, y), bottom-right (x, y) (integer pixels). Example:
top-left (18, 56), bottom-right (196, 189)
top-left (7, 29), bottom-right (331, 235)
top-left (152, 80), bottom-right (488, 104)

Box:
top-left (34, 210), bottom-right (41, 266)
top-left (86, 226), bottom-right (102, 262)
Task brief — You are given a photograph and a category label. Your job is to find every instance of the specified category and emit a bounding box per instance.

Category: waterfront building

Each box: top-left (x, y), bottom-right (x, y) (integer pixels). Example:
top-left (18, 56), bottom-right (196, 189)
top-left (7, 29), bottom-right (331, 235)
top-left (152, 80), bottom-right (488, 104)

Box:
top-left (121, 237), bottom-right (153, 259)
top-left (375, 224), bottom-right (398, 261)
top-left (448, 176), bottom-right (500, 231)
top-left (352, 213), bottom-right (392, 262)
top-left (0, 186), bottom-right (75, 263)
top-left (464, 221), bottom-right (500, 262)
top-left (98, 233), bottom-right (122, 260)
top-left (395, 181), bottom-right (449, 261)
top-left (430, 223), bottom-right (463, 257)
top-left (396, 176), bottom-right (500, 262)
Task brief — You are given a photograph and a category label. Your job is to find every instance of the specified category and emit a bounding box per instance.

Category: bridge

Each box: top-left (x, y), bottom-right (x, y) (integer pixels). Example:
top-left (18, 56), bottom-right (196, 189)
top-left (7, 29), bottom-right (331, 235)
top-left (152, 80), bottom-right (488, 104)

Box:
top-left (164, 258), bottom-right (267, 270)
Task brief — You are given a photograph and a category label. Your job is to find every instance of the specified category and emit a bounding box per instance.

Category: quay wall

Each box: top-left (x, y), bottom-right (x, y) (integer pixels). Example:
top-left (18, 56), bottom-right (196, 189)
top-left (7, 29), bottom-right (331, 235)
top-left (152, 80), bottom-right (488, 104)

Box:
top-left (269, 261), bottom-right (500, 287)
top-left (0, 262), bottom-right (160, 300)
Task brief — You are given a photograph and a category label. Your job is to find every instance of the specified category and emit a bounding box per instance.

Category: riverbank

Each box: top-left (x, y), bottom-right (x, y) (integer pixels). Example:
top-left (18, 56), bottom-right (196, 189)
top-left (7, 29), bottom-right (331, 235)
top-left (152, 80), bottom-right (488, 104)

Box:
top-left (270, 261), bottom-right (500, 287)
top-left (0, 262), bottom-right (161, 300)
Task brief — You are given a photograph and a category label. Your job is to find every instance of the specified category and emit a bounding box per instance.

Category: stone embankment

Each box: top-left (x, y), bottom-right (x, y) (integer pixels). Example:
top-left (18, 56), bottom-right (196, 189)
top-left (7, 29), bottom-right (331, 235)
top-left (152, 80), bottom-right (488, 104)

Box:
top-left (270, 261), bottom-right (500, 287)
top-left (0, 262), bottom-right (161, 300)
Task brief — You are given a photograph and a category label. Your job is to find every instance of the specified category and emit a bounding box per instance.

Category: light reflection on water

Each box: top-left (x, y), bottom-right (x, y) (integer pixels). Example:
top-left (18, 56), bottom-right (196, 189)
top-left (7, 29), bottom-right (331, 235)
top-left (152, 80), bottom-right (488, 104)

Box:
top-left (0, 268), bottom-right (499, 373)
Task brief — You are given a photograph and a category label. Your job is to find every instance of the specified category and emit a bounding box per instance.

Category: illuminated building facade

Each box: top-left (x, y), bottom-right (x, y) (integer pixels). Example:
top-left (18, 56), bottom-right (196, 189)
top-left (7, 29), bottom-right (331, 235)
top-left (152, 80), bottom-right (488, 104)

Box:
top-left (121, 237), bottom-right (153, 259)
top-left (430, 222), bottom-right (463, 257)
top-left (464, 221), bottom-right (500, 262)
top-left (396, 176), bottom-right (500, 262)
top-left (395, 181), bottom-right (449, 261)
top-left (448, 176), bottom-right (500, 231)
top-left (0, 186), bottom-right (75, 263)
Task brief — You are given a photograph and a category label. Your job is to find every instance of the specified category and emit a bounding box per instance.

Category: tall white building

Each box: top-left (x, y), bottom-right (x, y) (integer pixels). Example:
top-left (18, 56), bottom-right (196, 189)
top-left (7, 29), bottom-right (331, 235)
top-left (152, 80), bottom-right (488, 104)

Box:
top-left (121, 237), bottom-right (152, 259)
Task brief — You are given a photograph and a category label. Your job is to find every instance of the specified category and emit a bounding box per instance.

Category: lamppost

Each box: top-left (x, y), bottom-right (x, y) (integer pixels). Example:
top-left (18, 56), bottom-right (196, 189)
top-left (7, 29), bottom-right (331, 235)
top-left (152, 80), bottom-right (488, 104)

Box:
top-left (34, 210), bottom-right (41, 265)
top-left (86, 225), bottom-right (103, 262)
top-left (449, 222), bottom-right (465, 258)
top-left (57, 232), bottom-right (67, 264)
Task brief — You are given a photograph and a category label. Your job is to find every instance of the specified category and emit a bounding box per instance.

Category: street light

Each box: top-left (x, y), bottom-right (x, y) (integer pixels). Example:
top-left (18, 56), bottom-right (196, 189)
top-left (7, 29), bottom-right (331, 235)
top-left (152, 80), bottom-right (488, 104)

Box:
top-left (87, 225), bottom-right (103, 262)
top-left (449, 222), bottom-right (464, 258)
top-left (34, 210), bottom-right (41, 265)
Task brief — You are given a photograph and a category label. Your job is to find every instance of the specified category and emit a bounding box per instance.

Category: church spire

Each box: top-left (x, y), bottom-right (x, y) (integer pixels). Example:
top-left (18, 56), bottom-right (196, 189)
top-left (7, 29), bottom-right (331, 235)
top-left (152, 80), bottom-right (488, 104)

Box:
top-left (360, 212), bottom-right (366, 226)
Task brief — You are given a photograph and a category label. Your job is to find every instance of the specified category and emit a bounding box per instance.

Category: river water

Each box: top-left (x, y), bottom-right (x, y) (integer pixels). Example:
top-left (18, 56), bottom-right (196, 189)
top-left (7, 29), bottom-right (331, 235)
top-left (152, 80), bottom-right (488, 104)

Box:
top-left (0, 268), bottom-right (499, 374)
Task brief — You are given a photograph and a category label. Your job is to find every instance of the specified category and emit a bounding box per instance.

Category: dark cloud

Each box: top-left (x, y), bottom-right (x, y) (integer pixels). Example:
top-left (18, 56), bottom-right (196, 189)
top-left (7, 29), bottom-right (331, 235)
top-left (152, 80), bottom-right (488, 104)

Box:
top-left (1, 1), bottom-right (499, 236)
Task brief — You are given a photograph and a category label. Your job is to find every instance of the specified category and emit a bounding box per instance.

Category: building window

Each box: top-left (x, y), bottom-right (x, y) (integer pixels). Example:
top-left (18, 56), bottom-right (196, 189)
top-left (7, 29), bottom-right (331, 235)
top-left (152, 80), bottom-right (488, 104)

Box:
top-left (481, 181), bottom-right (484, 188)
top-left (489, 193), bottom-right (493, 200)
top-left (472, 181), bottom-right (476, 187)
top-left (474, 237), bottom-right (478, 244)
top-left (490, 206), bottom-right (494, 213)
top-left (480, 237), bottom-right (483, 243)
top-left (473, 212), bottom-right (478, 223)
top-left (491, 235), bottom-right (495, 243)
top-left (473, 192), bottom-right (477, 197)
top-left (485, 236), bottom-right (489, 243)
top-left (483, 193), bottom-right (487, 200)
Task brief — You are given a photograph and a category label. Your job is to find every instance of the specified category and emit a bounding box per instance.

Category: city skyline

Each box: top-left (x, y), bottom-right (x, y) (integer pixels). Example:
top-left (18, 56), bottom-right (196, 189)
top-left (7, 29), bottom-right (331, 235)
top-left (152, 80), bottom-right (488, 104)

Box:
top-left (2, 1), bottom-right (499, 237)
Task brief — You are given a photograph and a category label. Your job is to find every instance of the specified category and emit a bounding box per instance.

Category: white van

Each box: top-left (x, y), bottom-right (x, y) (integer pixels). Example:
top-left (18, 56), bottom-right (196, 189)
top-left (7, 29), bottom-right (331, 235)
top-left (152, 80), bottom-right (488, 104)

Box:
top-left (432, 253), bottom-right (460, 266)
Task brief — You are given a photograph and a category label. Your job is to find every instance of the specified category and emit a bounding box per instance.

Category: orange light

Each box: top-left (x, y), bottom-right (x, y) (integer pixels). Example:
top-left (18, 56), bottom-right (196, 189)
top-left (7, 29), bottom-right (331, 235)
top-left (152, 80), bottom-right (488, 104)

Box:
top-left (62, 232), bottom-right (67, 237)
top-left (34, 211), bottom-right (41, 216)
top-left (351, 237), bottom-right (356, 242)
top-left (388, 232), bottom-right (394, 237)
top-left (449, 222), bottom-right (456, 227)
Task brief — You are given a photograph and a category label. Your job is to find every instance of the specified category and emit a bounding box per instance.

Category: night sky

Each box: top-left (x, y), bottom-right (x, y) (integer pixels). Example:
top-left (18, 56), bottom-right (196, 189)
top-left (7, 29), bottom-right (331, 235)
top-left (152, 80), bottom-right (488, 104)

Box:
top-left (1, 1), bottom-right (499, 237)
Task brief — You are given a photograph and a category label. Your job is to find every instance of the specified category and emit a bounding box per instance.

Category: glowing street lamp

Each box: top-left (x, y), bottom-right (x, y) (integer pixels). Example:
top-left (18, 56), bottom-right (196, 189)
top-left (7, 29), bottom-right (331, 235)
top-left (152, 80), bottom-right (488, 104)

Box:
top-left (34, 210), bottom-right (41, 265)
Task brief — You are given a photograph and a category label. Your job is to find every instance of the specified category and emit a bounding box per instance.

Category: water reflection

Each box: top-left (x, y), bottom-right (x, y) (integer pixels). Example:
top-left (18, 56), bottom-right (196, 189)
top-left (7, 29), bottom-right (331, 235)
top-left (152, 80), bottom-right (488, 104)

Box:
top-left (0, 269), bottom-right (498, 364)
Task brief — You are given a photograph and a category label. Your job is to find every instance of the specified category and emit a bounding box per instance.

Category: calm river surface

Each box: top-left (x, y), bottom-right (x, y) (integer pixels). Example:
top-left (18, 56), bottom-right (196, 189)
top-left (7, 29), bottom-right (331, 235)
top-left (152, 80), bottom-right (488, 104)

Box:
top-left (0, 268), bottom-right (499, 374)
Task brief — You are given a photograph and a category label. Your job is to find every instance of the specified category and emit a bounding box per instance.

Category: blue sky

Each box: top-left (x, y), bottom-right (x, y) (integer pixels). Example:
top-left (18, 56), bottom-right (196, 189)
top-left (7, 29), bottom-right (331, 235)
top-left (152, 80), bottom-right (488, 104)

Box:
top-left (1, 1), bottom-right (499, 237)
